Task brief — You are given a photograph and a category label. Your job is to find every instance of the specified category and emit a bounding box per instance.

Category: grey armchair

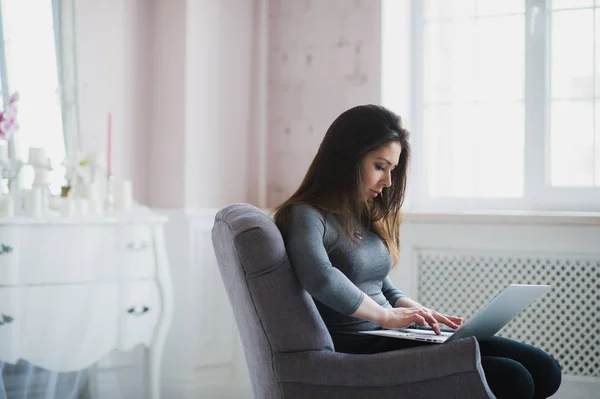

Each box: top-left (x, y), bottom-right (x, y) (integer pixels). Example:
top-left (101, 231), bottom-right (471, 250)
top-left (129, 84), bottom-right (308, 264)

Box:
top-left (212, 203), bottom-right (495, 399)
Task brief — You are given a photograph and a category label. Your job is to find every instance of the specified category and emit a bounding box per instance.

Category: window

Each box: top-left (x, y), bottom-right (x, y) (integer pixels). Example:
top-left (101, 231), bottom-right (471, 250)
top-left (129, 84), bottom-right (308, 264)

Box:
top-left (0, 0), bottom-right (76, 191)
top-left (383, 0), bottom-right (600, 212)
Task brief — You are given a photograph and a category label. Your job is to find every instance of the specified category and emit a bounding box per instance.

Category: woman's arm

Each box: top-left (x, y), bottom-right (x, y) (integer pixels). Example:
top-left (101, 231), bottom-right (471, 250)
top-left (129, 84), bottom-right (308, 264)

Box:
top-left (386, 278), bottom-right (463, 329)
top-left (285, 205), bottom-right (366, 315)
top-left (394, 296), bottom-right (424, 308)
top-left (285, 205), bottom-right (459, 334)
top-left (382, 276), bottom-right (405, 307)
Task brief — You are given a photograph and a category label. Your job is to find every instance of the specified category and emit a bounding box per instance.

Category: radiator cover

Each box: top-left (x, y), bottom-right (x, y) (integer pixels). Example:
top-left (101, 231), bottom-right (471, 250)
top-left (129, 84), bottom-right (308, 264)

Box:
top-left (416, 249), bottom-right (600, 378)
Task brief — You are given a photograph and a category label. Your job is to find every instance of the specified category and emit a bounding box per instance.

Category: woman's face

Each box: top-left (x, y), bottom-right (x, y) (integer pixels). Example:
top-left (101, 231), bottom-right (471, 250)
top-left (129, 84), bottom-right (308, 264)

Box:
top-left (360, 141), bottom-right (402, 200)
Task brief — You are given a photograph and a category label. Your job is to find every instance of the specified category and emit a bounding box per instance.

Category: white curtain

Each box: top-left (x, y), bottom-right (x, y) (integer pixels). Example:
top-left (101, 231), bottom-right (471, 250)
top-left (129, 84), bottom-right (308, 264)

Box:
top-left (0, 346), bottom-right (148, 399)
top-left (0, 361), bottom-right (87, 399)
top-left (0, 1), bottom-right (86, 397)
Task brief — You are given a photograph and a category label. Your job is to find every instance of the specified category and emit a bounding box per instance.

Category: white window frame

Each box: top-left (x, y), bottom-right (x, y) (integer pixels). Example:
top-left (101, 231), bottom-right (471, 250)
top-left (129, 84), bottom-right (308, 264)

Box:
top-left (0, 0), bottom-right (79, 179)
top-left (384, 0), bottom-right (600, 213)
top-left (55, 0), bottom-right (80, 166)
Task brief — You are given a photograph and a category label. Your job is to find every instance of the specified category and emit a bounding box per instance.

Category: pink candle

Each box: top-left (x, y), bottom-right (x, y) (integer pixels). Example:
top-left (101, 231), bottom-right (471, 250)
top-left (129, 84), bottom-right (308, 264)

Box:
top-left (107, 113), bottom-right (112, 175)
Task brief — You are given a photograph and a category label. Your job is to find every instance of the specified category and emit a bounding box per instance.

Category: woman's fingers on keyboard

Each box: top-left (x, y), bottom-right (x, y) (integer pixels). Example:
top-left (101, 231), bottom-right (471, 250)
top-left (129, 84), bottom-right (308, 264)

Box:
top-left (413, 314), bottom-right (426, 326)
top-left (434, 312), bottom-right (460, 329)
top-left (417, 309), bottom-right (441, 334)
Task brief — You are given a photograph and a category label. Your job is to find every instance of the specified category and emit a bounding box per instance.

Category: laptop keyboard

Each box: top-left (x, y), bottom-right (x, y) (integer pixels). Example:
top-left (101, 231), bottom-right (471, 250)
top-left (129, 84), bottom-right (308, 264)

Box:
top-left (411, 332), bottom-right (447, 340)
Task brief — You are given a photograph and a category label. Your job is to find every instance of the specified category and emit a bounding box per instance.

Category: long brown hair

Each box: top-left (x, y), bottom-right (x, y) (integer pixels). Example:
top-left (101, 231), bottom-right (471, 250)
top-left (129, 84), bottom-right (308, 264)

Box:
top-left (273, 105), bottom-right (411, 267)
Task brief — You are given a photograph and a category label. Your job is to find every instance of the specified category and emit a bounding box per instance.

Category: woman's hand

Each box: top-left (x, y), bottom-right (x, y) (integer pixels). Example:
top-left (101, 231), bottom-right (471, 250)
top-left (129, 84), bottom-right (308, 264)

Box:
top-left (393, 297), bottom-right (463, 333)
top-left (380, 307), bottom-right (442, 334)
top-left (381, 307), bottom-right (463, 335)
top-left (428, 309), bottom-right (463, 330)
top-left (351, 295), bottom-right (463, 335)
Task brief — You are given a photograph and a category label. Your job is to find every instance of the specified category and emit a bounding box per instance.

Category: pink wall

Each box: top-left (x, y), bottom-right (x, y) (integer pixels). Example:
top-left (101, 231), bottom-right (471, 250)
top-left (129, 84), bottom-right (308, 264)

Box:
top-left (183, 0), bottom-right (255, 209)
top-left (75, 0), bottom-right (151, 204)
top-left (266, 0), bottom-right (382, 208)
top-left (75, 0), bottom-right (382, 210)
top-left (147, 0), bottom-right (186, 208)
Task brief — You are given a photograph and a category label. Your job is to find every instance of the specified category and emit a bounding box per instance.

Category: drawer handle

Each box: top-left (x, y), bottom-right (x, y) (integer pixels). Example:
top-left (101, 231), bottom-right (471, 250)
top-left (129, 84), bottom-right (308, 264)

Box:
top-left (126, 241), bottom-right (149, 251)
top-left (0, 244), bottom-right (13, 255)
top-left (126, 306), bottom-right (150, 316)
top-left (0, 314), bottom-right (13, 325)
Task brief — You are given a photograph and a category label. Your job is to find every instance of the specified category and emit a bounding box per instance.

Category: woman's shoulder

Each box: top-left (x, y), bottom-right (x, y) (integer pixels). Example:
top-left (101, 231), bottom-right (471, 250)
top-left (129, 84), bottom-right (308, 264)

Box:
top-left (289, 202), bottom-right (325, 222)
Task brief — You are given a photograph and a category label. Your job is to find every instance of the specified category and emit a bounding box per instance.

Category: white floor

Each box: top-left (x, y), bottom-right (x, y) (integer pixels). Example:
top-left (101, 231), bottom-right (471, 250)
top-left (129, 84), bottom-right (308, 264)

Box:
top-left (160, 375), bottom-right (598, 399)
top-left (550, 376), bottom-right (600, 399)
top-left (162, 380), bottom-right (253, 399)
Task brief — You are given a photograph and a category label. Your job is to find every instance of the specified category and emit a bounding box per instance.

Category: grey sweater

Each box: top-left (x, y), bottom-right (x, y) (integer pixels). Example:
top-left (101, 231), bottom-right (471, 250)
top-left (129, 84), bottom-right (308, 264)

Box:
top-left (283, 203), bottom-right (405, 333)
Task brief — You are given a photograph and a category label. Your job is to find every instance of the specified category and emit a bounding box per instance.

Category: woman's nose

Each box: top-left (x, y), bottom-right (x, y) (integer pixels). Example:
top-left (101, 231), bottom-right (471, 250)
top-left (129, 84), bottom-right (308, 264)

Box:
top-left (382, 171), bottom-right (392, 187)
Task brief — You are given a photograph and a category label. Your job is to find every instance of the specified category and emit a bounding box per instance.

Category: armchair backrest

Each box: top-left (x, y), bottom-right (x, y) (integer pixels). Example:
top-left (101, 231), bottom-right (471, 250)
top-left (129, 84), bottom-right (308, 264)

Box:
top-left (212, 203), bottom-right (334, 398)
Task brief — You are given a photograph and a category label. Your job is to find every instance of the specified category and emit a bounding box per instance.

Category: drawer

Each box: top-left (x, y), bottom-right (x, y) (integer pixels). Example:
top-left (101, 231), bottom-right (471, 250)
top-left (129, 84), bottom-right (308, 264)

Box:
top-left (116, 225), bottom-right (156, 279)
top-left (19, 283), bottom-right (119, 372)
top-left (119, 280), bottom-right (161, 351)
top-left (0, 287), bottom-right (20, 363)
top-left (0, 227), bottom-right (20, 284)
top-left (2, 225), bottom-right (116, 285)
top-left (96, 343), bottom-right (145, 370)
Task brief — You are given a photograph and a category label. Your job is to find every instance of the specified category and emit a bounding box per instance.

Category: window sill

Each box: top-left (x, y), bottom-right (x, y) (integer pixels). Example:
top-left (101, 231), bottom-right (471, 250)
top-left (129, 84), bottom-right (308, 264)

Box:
top-left (401, 210), bottom-right (600, 226)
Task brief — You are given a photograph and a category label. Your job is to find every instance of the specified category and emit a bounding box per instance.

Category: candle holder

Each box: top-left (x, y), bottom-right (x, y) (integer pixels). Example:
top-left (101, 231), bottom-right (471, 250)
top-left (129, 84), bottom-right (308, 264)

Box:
top-left (25, 155), bottom-right (53, 181)
top-left (24, 187), bottom-right (43, 217)
top-left (28, 158), bottom-right (54, 214)
top-left (105, 172), bottom-right (115, 212)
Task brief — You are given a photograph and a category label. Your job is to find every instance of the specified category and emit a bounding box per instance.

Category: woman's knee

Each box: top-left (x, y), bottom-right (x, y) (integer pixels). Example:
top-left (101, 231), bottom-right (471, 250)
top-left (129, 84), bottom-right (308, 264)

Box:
top-left (481, 356), bottom-right (535, 399)
top-left (533, 352), bottom-right (562, 398)
top-left (479, 337), bottom-right (562, 398)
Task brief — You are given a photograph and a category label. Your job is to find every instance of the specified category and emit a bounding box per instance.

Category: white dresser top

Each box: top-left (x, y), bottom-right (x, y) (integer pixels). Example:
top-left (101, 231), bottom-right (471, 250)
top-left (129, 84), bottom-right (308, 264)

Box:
top-left (0, 205), bottom-right (168, 225)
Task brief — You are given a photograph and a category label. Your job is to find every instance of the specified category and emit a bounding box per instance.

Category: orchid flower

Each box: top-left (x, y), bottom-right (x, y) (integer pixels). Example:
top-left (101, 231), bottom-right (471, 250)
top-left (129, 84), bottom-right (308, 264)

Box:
top-left (0, 91), bottom-right (19, 140)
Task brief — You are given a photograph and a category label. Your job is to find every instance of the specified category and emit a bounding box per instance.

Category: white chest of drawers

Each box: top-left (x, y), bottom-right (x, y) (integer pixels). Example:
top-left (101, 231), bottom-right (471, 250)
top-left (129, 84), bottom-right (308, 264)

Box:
top-left (0, 207), bottom-right (173, 399)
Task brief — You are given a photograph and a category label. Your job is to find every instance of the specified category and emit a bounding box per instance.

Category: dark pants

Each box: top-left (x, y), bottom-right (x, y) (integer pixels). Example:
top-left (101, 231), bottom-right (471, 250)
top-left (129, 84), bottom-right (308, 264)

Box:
top-left (330, 332), bottom-right (562, 399)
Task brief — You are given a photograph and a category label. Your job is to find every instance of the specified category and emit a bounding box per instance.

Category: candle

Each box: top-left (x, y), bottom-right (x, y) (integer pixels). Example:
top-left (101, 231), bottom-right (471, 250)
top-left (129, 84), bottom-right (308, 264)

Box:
top-left (24, 188), bottom-right (43, 217)
top-left (107, 113), bottom-right (112, 175)
top-left (114, 179), bottom-right (133, 211)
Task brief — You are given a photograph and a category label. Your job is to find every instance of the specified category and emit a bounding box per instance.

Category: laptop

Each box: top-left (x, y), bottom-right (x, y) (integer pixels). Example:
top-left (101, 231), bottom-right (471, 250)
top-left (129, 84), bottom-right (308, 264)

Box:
top-left (359, 284), bottom-right (551, 344)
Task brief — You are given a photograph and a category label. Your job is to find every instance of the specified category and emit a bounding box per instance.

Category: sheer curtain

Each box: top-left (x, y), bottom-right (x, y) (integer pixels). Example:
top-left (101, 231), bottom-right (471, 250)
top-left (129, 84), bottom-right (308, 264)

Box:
top-left (0, 361), bottom-right (87, 399)
top-left (0, 1), bottom-right (87, 398)
top-left (0, 346), bottom-right (148, 399)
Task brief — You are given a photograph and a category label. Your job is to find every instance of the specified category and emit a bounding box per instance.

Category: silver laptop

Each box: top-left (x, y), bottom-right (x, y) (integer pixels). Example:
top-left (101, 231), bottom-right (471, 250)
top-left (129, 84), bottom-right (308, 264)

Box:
top-left (359, 284), bottom-right (551, 344)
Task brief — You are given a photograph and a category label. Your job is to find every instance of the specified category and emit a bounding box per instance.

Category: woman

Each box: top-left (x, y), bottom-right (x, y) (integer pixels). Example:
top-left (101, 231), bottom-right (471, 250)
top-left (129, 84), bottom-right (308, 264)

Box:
top-left (273, 105), bottom-right (561, 399)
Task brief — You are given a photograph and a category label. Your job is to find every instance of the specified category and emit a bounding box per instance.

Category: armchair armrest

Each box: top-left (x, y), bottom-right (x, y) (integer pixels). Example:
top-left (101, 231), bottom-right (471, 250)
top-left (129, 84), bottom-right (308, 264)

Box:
top-left (273, 337), bottom-right (493, 397)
